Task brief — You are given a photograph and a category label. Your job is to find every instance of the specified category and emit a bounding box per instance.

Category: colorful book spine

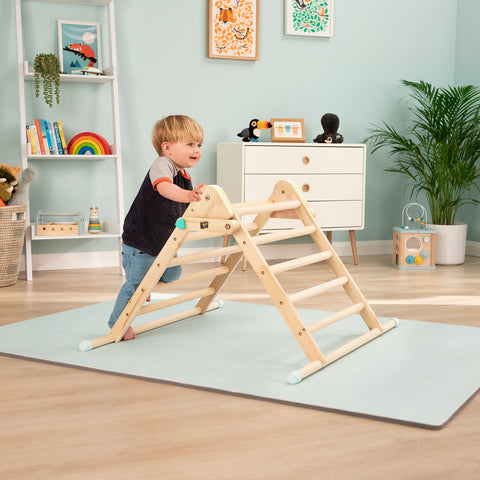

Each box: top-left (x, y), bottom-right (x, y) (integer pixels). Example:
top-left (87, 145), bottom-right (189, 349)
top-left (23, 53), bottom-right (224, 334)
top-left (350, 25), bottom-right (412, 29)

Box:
top-left (31, 125), bottom-right (41, 155)
top-left (38, 119), bottom-right (51, 155)
top-left (34, 118), bottom-right (46, 155)
top-left (44, 121), bottom-right (55, 155)
top-left (53, 122), bottom-right (64, 154)
top-left (49, 122), bottom-right (59, 154)
top-left (56, 121), bottom-right (68, 153)
top-left (26, 125), bottom-right (37, 155)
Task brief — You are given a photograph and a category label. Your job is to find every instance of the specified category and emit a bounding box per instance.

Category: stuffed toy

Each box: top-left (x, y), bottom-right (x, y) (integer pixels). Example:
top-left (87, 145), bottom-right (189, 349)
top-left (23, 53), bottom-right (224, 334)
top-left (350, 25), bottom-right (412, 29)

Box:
top-left (313, 113), bottom-right (344, 144)
top-left (9, 167), bottom-right (38, 206)
top-left (0, 164), bottom-right (21, 207)
top-left (237, 119), bottom-right (272, 142)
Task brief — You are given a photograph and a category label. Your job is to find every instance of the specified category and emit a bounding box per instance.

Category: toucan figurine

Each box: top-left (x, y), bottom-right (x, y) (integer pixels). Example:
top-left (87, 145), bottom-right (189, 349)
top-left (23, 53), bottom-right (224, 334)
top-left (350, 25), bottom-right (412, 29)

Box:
top-left (237, 119), bottom-right (272, 142)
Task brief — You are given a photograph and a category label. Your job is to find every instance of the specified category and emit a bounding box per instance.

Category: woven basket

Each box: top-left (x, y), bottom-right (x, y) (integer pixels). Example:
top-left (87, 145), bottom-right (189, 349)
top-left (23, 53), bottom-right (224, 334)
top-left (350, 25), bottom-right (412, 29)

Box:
top-left (0, 205), bottom-right (27, 287)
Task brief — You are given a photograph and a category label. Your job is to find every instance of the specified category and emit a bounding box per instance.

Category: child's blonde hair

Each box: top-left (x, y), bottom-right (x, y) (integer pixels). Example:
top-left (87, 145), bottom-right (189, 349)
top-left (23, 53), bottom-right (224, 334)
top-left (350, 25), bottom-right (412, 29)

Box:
top-left (152, 115), bottom-right (204, 156)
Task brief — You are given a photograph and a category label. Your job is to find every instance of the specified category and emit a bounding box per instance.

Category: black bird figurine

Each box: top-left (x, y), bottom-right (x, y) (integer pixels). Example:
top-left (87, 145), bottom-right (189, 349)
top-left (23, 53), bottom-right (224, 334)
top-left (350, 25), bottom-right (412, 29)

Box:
top-left (237, 118), bottom-right (272, 142)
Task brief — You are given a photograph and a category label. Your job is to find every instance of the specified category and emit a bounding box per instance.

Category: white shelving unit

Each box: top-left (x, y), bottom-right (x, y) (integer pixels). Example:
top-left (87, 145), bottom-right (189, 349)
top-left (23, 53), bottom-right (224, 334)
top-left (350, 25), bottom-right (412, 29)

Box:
top-left (15, 0), bottom-right (124, 280)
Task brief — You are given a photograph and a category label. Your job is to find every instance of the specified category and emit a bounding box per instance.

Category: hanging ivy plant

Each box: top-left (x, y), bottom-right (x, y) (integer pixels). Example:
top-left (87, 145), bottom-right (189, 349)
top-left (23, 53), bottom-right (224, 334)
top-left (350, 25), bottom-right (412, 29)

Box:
top-left (33, 53), bottom-right (61, 108)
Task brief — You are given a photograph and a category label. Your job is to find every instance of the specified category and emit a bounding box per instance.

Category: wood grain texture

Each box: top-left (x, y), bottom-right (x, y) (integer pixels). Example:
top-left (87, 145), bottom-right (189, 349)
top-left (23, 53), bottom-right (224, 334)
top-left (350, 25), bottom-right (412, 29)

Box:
top-left (1, 254), bottom-right (479, 479)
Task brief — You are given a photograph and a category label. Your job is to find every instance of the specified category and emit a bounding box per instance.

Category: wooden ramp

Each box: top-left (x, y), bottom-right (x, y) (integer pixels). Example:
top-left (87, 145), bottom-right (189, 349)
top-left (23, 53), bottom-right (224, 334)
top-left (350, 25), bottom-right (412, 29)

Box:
top-left (79, 180), bottom-right (397, 383)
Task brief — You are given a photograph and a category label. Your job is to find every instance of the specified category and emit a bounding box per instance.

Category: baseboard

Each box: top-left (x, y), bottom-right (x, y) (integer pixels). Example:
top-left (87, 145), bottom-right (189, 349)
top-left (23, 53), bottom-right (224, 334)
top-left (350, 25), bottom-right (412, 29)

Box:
top-left (20, 240), bottom-right (480, 272)
top-left (467, 240), bottom-right (480, 257)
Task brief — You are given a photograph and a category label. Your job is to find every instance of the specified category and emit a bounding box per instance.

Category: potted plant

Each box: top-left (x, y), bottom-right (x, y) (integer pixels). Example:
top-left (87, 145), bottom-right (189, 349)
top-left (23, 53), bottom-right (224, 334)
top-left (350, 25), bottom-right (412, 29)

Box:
top-left (364, 79), bottom-right (480, 264)
top-left (33, 53), bottom-right (61, 108)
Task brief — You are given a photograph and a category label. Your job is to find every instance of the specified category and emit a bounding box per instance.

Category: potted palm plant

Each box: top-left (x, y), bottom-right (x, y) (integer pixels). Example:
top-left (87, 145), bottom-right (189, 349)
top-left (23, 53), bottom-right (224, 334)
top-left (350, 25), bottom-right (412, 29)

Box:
top-left (364, 79), bottom-right (480, 264)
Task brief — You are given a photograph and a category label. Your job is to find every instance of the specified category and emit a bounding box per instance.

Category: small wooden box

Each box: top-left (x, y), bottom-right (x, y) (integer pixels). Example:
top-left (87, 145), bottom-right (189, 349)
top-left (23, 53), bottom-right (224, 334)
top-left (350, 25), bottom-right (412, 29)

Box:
top-left (393, 227), bottom-right (436, 269)
top-left (36, 212), bottom-right (81, 236)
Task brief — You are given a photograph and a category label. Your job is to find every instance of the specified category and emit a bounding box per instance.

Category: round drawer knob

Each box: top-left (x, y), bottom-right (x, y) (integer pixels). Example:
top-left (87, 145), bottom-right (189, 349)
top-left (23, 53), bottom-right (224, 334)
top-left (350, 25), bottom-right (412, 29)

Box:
top-left (302, 183), bottom-right (310, 193)
top-left (302, 156), bottom-right (310, 165)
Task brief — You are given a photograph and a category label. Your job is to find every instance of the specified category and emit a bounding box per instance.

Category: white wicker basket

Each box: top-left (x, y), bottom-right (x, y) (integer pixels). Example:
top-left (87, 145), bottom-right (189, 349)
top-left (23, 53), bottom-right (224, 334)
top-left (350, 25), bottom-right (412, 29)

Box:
top-left (0, 205), bottom-right (27, 287)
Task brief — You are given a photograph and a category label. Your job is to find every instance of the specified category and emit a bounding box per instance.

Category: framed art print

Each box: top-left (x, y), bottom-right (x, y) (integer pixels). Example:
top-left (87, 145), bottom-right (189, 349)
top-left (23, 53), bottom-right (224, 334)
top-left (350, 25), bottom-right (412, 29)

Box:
top-left (285, 0), bottom-right (333, 37)
top-left (208, 0), bottom-right (259, 61)
top-left (58, 20), bottom-right (102, 74)
top-left (271, 118), bottom-right (306, 143)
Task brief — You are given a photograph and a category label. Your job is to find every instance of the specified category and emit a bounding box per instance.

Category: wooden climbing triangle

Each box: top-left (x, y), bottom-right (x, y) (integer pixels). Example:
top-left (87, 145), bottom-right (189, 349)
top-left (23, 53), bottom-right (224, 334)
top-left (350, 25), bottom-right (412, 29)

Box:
top-left (79, 180), bottom-right (397, 383)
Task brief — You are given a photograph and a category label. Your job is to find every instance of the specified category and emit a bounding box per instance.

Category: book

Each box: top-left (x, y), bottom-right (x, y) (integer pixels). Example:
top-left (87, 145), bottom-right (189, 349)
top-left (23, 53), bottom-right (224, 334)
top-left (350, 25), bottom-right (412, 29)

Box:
top-left (49, 121), bottom-right (59, 154)
top-left (31, 125), bottom-right (41, 155)
top-left (56, 121), bottom-right (68, 153)
top-left (44, 121), bottom-right (55, 155)
top-left (26, 125), bottom-right (37, 155)
top-left (34, 118), bottom-right (46, 155)
top-left (38, 119), bottom-right (50, 155)
top-left (53, 122), bottom-right (64, 154)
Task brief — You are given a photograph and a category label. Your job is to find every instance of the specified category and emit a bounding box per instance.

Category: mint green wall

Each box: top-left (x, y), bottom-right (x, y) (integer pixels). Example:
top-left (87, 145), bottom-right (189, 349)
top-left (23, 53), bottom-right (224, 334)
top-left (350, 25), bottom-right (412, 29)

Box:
top-left (3, 0), bottom-right (477, 256)
top-left (455, 0), bottom-right (480, 240)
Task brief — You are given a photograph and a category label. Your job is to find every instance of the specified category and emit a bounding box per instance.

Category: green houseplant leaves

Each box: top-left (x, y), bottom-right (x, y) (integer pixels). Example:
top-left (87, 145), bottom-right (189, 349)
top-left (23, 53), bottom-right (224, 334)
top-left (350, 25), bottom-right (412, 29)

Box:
top-left (364, 80), bottom-right (480, 225)
top-left (33, 53), bottom-right (61, 108)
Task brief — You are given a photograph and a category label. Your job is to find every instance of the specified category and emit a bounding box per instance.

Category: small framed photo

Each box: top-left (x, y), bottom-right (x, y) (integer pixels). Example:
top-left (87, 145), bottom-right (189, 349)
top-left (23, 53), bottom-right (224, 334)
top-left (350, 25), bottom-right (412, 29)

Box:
top-left (58, 20), bottom-right (102, 75)
top-left (285, 0), bottom-right (334, 37)
top-left (271, 118), bottom-right (306, 143)
top-left (208, 0), bottom-right (259, 61)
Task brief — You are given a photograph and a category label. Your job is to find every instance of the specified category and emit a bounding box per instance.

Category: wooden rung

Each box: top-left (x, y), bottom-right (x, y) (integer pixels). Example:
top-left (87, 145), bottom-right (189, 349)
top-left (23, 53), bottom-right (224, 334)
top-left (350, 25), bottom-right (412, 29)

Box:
top-left (134, 300), bottom-right (222, 335)
top-left (307, 303), bottom-right (365, 333)
top-left (170, 226), bottom-right (316, 266)
top-left (138, 287), bottom-right (215, 316)
top-left (288, 318), bottom-right (398, 383)
top-left (154, 266), bottom-right (229, 289)
top-left (235, 200), bottom-right (300, 216)
top-left (254, 226), bottom-right (316, 246)
top-left (170, 244), bottom-right (243, 266)
top-left (269, 251), bottom-right (332, 274)
top-left (186, 222), bottom-right (259, 242)
top-left (325, 318), bottom-right (397, 363)
top-left (288, 276), bottom-right (348, 304)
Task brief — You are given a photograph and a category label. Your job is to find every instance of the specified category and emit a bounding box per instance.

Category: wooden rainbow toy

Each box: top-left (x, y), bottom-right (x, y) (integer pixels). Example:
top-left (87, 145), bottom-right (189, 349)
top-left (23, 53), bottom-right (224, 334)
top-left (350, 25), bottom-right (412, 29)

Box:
top-left (67, 132), bottom-right (111, 155)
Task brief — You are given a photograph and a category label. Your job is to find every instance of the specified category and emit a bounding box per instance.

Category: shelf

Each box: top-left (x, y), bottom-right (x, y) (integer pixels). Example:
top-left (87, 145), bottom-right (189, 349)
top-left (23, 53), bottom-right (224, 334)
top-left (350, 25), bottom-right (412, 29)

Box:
top-left (16, 0), bottom-right (124, 280)
top-left (23, 0), bottom-right (111, 6)
top-left (28, 154), bottom-right (118, 160)
top-left (24, 72), bottom-right (115, 84)
top-left (31, 221), bottom-right (121, 240)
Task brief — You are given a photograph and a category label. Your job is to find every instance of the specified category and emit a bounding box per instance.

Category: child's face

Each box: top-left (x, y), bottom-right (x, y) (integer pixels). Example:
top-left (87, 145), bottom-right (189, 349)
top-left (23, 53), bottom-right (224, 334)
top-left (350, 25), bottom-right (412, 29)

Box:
top-left (161, 140), bottom-right (202, 169)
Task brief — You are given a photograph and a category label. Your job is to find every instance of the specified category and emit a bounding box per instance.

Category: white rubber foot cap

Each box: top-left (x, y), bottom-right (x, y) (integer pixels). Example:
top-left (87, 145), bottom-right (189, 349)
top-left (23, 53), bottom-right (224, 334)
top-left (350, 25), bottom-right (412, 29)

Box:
top-left (78, 340), bottom-right (93, 352)
top-left (287, 370), bottom-right (303, 385)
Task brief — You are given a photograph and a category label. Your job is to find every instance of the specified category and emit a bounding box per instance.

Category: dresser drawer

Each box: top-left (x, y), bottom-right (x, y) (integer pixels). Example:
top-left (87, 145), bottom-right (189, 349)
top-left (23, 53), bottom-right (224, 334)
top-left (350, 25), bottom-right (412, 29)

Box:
top-left (246, 200), bottom-right (363, 230)
top-left (244, 145), bottom-right (364, 174)
top-left (245, 174), bottom-right (363, 201)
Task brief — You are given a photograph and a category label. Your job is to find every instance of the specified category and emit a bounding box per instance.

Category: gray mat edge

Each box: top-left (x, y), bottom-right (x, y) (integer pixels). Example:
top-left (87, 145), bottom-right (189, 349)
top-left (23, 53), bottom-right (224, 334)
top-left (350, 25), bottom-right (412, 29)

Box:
top-left (2, 350), bottom-right (477, 430)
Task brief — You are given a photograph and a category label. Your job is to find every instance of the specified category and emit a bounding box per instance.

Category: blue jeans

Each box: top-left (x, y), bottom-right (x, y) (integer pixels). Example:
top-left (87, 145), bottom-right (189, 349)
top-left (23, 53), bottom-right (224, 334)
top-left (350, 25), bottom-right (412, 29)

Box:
top-left (108, 242), bottom-right (182, 329)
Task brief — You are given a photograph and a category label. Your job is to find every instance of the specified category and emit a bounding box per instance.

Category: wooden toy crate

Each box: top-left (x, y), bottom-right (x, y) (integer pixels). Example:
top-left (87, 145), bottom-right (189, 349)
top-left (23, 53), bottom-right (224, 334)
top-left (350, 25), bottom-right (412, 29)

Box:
top-left (36, 212), bottom-right (81, 236)
top-left (0, 205), bottom-right (27, 287)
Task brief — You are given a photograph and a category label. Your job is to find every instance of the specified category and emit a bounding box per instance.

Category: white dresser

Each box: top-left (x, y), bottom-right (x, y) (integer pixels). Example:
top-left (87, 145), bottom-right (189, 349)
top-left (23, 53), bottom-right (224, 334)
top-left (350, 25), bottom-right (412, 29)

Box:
top-left (216, 142), bottom-right (366, 263)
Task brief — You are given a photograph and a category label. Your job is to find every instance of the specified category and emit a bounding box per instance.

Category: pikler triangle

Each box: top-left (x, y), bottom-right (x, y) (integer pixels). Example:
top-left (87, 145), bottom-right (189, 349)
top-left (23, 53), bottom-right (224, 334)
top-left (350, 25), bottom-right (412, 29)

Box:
top-left (79, 180), bottom-right (398, 383)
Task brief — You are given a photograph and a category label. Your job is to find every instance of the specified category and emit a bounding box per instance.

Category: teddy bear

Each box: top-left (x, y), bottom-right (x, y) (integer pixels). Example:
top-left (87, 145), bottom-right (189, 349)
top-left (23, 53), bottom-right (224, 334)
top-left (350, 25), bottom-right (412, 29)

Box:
top-left (0, 164), bottom-right (21, 207)
top-left (313, 113), bottom-right (344, 144)
top-left (8, 167), bottom-right (38, 206)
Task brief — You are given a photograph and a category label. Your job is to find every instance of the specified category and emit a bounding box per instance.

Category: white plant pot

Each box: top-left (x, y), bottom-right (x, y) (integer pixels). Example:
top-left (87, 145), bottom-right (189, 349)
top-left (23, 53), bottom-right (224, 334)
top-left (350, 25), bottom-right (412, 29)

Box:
top-left (429, 223), bottom-right (467, 265)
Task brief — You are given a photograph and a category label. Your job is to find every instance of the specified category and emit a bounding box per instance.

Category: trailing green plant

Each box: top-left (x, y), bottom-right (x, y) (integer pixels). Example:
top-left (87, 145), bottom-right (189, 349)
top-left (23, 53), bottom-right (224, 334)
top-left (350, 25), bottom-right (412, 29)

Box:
top-left (364, 79), bottom-right (480, 225)
top-left (33, 53), bottom-right (61, 108)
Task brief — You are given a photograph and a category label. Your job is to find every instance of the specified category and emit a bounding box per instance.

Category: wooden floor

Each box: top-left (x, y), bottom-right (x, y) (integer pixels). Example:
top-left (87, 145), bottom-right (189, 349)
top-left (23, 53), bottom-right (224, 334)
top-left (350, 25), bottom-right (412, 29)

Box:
top-left (1, 254), bottom-right (479, 479)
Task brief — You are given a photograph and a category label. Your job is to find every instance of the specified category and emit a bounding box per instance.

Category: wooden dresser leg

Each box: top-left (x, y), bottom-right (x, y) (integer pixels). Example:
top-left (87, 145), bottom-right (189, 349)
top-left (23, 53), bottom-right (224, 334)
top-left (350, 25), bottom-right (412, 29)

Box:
top-left (326, 231), bottom-right (332, 243)
top-left (349, 230), bottom-right (358, 265)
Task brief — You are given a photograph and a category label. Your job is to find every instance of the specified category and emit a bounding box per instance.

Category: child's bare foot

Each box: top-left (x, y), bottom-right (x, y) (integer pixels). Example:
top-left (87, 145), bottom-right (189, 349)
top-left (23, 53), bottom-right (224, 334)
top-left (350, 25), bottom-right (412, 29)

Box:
top-left (122, 326), bottom-right (137, 341)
